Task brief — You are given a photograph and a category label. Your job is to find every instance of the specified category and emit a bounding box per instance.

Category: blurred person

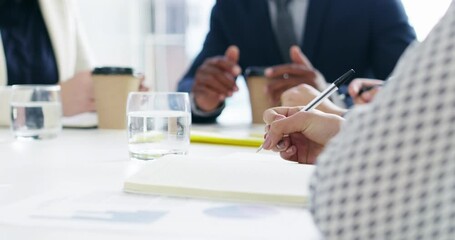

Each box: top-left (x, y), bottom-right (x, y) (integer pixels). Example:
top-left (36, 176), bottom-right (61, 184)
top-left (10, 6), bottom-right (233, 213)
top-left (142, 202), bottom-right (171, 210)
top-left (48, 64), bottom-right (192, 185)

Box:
top-left (0, 0), bottom-right (149, 126)
top-left (0, 0), bottom-right (95, 117)
top-left (177, 0), bottom-right (416, 123)
top-left (262, 1), bottom-right (455, 238)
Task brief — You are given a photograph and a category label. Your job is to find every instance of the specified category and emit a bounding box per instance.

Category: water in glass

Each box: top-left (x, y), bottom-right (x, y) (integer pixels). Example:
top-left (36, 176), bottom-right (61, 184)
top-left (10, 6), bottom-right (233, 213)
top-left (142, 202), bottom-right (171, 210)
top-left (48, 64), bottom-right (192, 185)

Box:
top-left (128, 110), bottom-right (190, 160)
top-left (11, 101), bottom-right (62, 139)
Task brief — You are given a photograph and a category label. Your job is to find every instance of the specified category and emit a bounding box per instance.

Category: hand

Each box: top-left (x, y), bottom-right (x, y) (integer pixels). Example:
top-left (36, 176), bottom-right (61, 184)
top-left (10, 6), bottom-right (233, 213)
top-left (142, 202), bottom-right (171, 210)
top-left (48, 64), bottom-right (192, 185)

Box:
top-left (192, 45), bottom-right (241, 112)
top-left (136, 73), bottom-right (150, 92)
top-left (348, 78), bottom-right (384, 105)
top-left (280, 84), bottom-right (348, 116)
top-left (264, 46), bottom-right (327, 105)
top-left (60, 70), bottom-right (96, 116)
top-left (262, 107), bottom-right (344, 164)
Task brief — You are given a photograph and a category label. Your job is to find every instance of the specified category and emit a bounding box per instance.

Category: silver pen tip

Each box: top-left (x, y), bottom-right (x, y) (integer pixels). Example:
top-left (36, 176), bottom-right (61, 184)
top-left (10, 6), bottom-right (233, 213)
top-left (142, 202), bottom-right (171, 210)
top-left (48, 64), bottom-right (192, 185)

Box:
top-left (256, 144), bottom-right (263, 153)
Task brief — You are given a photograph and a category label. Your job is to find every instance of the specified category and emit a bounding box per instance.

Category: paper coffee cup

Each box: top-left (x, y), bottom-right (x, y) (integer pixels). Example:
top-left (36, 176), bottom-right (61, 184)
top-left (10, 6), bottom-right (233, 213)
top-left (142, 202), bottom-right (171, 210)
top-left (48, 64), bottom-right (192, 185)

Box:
top-left (245, 67), bottom-right (278, 124)
top-left (93, 67), bottom-right (140, 129)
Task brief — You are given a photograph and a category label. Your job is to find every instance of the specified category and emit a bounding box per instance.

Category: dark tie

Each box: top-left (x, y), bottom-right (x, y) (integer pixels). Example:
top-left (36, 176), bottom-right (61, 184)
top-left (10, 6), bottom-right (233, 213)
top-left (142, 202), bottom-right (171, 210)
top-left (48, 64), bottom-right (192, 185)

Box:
top-left (274, 0), bottom-right (298, 63)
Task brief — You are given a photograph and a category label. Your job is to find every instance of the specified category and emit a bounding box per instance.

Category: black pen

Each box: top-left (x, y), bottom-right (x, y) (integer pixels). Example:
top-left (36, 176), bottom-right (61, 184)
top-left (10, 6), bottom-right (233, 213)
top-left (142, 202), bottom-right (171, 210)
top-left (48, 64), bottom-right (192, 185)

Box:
top-left (256, 69), bottom-right (356, 153)
top-left (357, 82), bottom-right (385, 96)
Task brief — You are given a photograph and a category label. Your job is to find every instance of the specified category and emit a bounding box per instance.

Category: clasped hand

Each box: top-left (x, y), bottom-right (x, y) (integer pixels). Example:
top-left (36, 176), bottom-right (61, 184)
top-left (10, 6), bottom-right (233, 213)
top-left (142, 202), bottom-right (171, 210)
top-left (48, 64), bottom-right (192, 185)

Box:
top-left (191, 45), bottom-right (327, 111)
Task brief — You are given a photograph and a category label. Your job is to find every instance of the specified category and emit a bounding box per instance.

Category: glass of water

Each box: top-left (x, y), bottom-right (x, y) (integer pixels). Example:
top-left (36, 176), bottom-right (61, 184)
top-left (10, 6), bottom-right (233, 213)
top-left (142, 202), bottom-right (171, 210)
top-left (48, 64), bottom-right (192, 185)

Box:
top-left (126, 92), bottom-right (191, 160)
top-left (10, 85), bottom-right (62, 140)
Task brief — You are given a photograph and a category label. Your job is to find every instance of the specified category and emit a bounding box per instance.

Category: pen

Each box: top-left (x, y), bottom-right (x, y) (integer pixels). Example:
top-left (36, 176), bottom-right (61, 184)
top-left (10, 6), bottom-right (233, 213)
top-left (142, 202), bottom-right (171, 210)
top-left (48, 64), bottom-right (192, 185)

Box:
top-left (357, 82), bottom-right (385, 96)
top-left (256, 69), bottom-right (356, 153)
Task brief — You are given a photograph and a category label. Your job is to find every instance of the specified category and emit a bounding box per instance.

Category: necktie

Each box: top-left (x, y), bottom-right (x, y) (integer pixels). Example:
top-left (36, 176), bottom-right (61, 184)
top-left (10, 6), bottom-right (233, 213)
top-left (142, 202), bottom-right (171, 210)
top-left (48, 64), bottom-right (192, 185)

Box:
top-left (274, 0), bottom-right (298, 63)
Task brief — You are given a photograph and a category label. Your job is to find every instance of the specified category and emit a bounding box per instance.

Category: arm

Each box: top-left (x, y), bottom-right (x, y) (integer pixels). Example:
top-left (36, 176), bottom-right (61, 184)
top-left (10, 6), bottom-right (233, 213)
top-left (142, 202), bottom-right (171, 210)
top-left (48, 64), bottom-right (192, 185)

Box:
top-left (177, 1), bottom-right (233, 123)
top-left (310, 4), bottom-right (454, 237)
top-left (369, 0), bottom-right (416, 79)
top-left (59, 0), bottom-right (95, 116)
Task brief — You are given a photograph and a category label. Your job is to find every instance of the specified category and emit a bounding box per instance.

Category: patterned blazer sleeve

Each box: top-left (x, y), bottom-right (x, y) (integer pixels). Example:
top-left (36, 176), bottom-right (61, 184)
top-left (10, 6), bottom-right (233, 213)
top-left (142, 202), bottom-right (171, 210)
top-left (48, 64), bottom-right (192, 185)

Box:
top-left (310, 1), bottom-right (455, 239)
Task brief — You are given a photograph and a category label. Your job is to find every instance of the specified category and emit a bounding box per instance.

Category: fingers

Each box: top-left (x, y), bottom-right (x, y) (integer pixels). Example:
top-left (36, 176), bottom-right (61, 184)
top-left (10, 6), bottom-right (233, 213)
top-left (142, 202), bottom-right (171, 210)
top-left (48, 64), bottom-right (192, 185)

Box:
top-left (263, 63), bottom-right (318, 103)
top-left (196, 62), bottom-right (237, 96)
top-left (192, 46), bottom-right (243, 111)
top-left (289, 45), bottom-right (313, 68)
top-left (262, 47), bottom-right (320, 101)
top-left (357, 87), bottom-right (380, 104)
top-left (262, 111), bottom-right (311, 150)
top-left (279, 145), bottom-right (297, 160)
top-left (225, 45), bottom-right (240, 63)
top-left (263, 106), bottom-right (301, 125)
top-left (280, 84), bottom-right (318, 107)
top-left (206, 56), bottom-right (241, 77)
top-left (193, 45), bottom-right (241, 96)
top-left (348, 78), bottom-right (384, 105)
top-left (135, 73), bottom-right (150, 92)
top-left (348, 78), bottom-right (383, 97)
top-left (193, 58), bottom-right (240, 100)
top-left (266, 78), bottom-right (303, 104)
top-left (272, 137), bottom-right (291, 152)
top-left (264, 64), bottom-right (316, 80)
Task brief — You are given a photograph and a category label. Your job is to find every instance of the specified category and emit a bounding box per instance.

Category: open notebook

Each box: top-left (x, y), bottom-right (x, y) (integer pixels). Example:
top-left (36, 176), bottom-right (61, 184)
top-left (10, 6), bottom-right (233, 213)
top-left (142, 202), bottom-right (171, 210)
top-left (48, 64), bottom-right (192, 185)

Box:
top-left (124, 152), bottom-right (315, 206)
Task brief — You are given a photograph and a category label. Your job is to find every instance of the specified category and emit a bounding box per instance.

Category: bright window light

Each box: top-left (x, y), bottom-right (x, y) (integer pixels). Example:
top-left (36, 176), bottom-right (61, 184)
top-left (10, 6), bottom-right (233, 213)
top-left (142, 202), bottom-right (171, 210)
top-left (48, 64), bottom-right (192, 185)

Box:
top-left (402, 0), bottom-right (452, 41)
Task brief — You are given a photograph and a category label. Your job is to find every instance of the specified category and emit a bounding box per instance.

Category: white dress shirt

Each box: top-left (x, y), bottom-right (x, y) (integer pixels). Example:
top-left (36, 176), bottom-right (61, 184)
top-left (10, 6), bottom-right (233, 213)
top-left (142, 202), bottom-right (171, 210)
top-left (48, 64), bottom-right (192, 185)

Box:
top-left (267, 0), bottom-right (309, 45)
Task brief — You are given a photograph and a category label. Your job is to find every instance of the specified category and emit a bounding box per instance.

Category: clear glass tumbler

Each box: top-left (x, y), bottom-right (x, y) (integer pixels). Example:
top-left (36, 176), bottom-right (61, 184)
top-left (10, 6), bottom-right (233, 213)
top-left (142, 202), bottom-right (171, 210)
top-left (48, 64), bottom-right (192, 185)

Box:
top-left (126, 92), bottom-right (191, 160)
top-left (10, 85), bottom-right (62, 140)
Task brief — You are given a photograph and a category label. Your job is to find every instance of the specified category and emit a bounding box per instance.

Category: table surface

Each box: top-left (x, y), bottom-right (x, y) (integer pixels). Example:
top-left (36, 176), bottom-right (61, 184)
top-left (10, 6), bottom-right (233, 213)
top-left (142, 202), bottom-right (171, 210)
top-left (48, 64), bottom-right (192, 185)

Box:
top-left (0, 125), bottom-right (322, 240)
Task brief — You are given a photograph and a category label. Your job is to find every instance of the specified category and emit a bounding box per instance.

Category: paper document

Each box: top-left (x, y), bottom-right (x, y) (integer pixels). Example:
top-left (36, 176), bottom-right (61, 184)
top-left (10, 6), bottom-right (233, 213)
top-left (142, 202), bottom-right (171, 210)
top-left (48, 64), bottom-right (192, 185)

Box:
top-left (0, 190), bottom-right (323, 239)
top-left (124, 152), bottom-right (315, 206)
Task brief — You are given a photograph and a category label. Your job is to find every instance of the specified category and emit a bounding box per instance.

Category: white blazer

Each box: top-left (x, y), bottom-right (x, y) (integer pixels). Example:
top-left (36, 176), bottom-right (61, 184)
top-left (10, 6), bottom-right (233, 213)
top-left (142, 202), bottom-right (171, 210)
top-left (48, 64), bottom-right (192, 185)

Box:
top-left (0, 0), bottom-right (94, 86)
top-left (0, 0), bottom-right (94, 126)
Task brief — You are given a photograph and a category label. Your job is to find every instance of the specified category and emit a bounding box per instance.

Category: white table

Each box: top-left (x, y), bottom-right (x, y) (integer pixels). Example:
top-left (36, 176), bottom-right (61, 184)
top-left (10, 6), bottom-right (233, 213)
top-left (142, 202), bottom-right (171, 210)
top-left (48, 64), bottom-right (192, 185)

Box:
top-left (0, 126), bottom-right (322, 240)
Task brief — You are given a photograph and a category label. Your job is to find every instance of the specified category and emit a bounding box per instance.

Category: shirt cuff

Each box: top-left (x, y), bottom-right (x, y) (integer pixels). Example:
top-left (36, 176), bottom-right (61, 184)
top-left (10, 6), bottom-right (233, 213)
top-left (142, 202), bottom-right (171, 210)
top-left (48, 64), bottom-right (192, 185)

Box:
top-left (190, 93), bottom-right (225, 117)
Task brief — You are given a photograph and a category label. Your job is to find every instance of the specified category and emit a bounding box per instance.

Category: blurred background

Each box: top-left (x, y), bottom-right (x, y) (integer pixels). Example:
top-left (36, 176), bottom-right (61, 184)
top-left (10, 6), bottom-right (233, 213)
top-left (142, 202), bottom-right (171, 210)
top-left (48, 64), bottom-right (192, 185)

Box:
top-left (76, 0), bottom-right (452, 123)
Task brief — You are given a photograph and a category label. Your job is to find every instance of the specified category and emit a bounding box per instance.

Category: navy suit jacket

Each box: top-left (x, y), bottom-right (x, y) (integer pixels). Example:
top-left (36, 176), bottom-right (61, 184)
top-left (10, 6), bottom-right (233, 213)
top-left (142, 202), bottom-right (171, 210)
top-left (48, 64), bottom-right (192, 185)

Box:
top-left (178, 0), bottom-right (416, 123)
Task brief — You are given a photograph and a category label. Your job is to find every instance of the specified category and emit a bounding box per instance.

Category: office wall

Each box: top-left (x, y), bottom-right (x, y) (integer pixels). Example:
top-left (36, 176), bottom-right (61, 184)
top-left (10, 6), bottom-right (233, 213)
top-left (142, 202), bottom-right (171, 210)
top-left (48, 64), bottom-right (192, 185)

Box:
top-left (76, 0), bottom-right (149, 69)
top-left (76, 0), bottom-right (213, 91)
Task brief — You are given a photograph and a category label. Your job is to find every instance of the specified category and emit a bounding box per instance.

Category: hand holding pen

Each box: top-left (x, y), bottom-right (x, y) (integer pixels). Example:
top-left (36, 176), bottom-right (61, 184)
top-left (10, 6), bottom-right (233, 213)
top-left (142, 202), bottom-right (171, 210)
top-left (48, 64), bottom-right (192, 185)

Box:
top-left (348, 78), bottom-right (385, 105)
top-left (257, 69), bottom-right (355, 154)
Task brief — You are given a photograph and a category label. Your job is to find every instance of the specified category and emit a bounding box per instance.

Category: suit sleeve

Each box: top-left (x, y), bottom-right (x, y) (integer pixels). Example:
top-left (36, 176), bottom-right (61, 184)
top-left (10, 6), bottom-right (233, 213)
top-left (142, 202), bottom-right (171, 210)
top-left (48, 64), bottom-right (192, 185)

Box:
top-left (177, 0), bottom-right (230, 123)
top-left (369, 0), bottom-right (416, 79)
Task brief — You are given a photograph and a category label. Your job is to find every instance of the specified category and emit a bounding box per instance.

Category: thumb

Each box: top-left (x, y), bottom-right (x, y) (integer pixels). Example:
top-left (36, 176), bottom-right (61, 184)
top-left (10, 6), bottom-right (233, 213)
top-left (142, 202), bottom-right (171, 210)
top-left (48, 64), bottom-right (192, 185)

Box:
top-left (225, 45), bottom-right (240, 63)
top-left (290, 45), bottom-right (313, 68)
top-left (264, 112), bottom-right (312, 149)
top-left (348, 79), bottom-right (362, 98)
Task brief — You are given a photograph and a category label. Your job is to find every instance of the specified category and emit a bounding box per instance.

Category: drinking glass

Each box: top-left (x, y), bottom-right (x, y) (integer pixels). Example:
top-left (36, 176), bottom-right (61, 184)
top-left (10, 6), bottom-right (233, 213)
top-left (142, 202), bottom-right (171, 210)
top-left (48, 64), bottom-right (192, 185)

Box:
top-left (126, 92), bottom-right (191, 160)
top-left (10, 85), bottom-right (62, 140)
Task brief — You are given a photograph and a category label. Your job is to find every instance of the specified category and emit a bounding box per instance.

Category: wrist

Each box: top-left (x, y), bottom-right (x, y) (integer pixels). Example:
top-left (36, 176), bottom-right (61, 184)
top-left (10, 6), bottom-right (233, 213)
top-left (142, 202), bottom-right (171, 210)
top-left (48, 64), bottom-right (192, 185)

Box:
top-left (190, 93), bottom-right (225, 117)
top-left (194, 94), bottom-right (220, 112)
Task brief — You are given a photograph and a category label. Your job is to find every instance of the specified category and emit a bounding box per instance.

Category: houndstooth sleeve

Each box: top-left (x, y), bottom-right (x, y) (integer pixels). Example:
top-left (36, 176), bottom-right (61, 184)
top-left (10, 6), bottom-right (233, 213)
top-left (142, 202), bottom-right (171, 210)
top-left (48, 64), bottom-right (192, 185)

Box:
top-left (310, 1), bottom-right (455, 239)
